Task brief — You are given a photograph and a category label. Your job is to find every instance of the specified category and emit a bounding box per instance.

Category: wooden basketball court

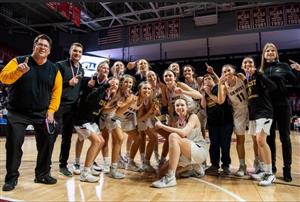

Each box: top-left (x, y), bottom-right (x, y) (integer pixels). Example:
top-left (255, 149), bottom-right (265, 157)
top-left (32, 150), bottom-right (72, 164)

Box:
top-left (1, 131), bottom-right (299, 201)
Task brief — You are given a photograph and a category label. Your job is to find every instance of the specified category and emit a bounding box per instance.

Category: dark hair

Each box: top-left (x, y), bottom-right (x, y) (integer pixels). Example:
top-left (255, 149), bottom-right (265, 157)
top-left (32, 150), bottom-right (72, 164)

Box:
top-left (203, 73), bottom-right (213, 79)
top-left (70, 42), bottom-right (83, 50)
top-left (221, 64), bottom-right (236, 75)
top-left (33, 34), bottom-right (52, 48)
top-left (183, 64), bottom-right (197, 78)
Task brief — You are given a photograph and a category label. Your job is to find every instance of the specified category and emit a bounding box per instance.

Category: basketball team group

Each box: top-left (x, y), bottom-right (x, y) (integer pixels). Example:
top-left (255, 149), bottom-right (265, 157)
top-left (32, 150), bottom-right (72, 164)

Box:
top-left (0, 34), bottom-right (299, 191)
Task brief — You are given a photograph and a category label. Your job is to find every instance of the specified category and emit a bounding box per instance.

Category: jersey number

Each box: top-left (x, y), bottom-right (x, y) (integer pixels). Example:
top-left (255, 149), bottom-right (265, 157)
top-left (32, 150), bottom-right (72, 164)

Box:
top-left (237, 93), bottom-right (246, 102)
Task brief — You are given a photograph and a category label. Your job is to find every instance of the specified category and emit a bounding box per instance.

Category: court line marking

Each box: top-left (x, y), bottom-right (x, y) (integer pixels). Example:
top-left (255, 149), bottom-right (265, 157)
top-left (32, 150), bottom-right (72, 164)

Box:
top-left (191, 178), bottom-right (246, 202)
top-left (0, 196), bottom-right (24, 202)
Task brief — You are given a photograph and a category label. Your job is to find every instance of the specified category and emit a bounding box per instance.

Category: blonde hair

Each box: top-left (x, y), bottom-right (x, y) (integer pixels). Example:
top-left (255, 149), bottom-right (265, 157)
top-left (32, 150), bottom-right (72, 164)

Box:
top-left (260, 43), bottom-right (280, 72)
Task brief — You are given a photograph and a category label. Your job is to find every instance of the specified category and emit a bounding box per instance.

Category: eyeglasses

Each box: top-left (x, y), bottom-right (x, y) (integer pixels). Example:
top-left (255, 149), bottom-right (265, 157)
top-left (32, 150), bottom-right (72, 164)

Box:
top-left (36, 43), bottom-right (50, 49)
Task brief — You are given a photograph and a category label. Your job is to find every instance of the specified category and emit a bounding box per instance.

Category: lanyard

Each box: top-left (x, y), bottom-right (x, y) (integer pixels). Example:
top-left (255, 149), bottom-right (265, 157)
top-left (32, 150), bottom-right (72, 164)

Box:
top-left (69, 60), bottom-right (80, 77)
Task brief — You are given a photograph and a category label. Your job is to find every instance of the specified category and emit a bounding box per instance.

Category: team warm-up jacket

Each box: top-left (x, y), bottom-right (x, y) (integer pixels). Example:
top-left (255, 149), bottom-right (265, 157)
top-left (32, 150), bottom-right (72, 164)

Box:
top-left (264, 61), bottom-right (297, 107)
top-left (0, 55), bottom-right (62, 115)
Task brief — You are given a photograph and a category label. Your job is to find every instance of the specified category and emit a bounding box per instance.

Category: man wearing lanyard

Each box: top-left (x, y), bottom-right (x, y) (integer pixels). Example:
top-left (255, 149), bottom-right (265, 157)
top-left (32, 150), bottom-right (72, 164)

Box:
top-left (55, 42), bottom-right (84, 177)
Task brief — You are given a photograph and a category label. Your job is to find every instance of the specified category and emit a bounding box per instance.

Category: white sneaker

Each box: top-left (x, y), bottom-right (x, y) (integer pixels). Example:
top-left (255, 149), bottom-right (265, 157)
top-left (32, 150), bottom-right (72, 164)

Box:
top-left (73, 163), bottom-right (81, 175)
top-left (235, 164), bottom-right (247, 177)
top-left (92, 162), bottom-right (102, 172)
top-left (152, 174), bottom-right (177, 188)
top-left (143, 162), bottom-right (156, 173)
top-left (80, 170), bottom-right (99, 183)
top-left (91, 168), bottom-right (101, 176)
top-left (110, 167), bottom-right (125, 179)
top-left (251, 171), bottom-right (265, 181)
top-left (258, 173), bottom-right (276, 186)
top-left (103, 163), bottom-right (110, 174)
top-left (118, 157), bottom-right (127, 169)
top-left (127, 161), bottom-right (142, 172)
top-left (180, 164), bottom-right (205, 178)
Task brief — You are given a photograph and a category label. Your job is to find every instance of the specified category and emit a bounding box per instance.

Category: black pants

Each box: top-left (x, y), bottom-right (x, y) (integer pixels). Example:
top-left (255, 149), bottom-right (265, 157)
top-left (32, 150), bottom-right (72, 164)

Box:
top-left (55, 104), bottom-right (76, 168)
top-left (5, 110), bottom-right (56, 183)
top-left (208, 123), bottom-right (233, 169)
top-left (267, 105), bottom-right (292, 169)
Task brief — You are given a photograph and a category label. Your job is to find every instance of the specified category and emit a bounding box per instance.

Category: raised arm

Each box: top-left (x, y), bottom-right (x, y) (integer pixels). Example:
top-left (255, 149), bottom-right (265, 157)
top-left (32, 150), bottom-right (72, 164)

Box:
top-left (177, 82), bottom-right (202, 100)
top-left (217, 75), bottom-right (227, 104)
top-left (0, 58), bottom-right (29, 84)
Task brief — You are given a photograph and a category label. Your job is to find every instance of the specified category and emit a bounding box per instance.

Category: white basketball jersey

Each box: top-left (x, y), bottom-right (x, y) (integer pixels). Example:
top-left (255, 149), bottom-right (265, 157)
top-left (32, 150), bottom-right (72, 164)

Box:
top-left (226, 77), bottom-right (248, 110)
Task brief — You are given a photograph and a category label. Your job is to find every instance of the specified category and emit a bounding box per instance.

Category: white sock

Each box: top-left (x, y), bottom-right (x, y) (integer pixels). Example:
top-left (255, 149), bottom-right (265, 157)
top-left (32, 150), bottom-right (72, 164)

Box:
top-left (111, 163), bottom-right (118, 169)
top-left (104, 157), bottom-right (110, 164)
top-left (239, 159), bottom-right (245, 166)
top-left (264, 164), bottom-right (272, 174)
top-left (84, 167), bottom-right (91, 172)
top-left (75, 158), bottom-right (80, 164)
top-left (167, 170), bottom-right (176, 178)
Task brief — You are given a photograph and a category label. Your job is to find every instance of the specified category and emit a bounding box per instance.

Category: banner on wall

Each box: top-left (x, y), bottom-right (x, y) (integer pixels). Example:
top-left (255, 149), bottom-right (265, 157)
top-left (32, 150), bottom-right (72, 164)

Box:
top-left (285, 4), bottom-right (300, 25)
top-left (236, 3), bottom-right (300, 31)
top-left (129, 19), bottom-right (179, 43)
top-left (46, 2), bottom-right (81, 27)
top-left (71, 6), bottom-right (81, 27)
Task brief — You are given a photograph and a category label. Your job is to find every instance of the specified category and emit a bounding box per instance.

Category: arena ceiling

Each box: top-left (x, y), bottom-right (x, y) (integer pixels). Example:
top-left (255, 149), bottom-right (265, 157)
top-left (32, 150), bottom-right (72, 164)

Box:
top-left (0, 2), bottom-right (285, 34)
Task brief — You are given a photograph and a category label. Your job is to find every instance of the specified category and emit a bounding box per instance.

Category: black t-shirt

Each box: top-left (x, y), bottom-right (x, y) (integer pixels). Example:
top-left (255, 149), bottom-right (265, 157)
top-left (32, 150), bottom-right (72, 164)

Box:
top-left (247, 72), bottom-right (276, 120)
top-left (205, 85), bottom-right (233, 126)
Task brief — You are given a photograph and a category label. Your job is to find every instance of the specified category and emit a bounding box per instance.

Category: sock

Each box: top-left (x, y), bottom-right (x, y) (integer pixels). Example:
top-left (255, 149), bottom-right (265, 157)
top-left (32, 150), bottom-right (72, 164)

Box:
top-left (75, 158), bottom-right (80, 164)
top-left (111, 163), bottom-right (118, 169)
top-left (239, 159), bottom-right (245, 166)
top-left (167, 170), bottom-right (176, 178)
top-left (259, 161), bottom-right (264, 171)
top-left (140, 153), bottom-right (145, 163)
top-left (84, 166), bottom-right (91, 172)
top-left (104, 157), bottom-right (110, 165)
top-left (264, 164), bottom-right (272, 174)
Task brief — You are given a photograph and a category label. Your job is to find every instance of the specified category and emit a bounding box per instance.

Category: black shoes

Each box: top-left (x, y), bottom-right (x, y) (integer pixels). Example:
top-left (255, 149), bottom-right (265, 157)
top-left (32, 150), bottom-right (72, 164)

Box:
top-left (283, 167), bottom-right (292, 182)
top-left (59, 167), bottom-right (73, 177)
top-left (2, 180), bottom-right (18, 191)
top-left (34, 175), bottom-right (57, 184)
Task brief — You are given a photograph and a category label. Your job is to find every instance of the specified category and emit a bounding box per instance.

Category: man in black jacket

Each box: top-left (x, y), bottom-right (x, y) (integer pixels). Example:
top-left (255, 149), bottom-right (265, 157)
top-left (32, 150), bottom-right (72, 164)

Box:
top-left (55, 42), bottom-right (85, 176)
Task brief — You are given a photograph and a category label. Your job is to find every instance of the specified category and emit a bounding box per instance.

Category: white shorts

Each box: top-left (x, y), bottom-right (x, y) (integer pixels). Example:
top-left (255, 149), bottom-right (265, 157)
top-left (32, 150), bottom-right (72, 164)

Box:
top-left (74, 122), bottom-right (100, 141)
top-left (100, 113), bottom-right (120, 132)
top-left (137, 118), bottom-right (155, 131)
top-left (233, 107), bottom-right (249, 135)
top-left (178, 142), bottom-right (208, 167)
top-left (248, 118), bottom-right (273, 136)
top-left (115, 116), bottom-right (137, 132)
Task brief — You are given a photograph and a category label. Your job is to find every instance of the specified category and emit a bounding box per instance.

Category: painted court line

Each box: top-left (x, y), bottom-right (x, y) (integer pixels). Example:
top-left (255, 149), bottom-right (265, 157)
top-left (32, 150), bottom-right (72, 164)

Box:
top-left (0, 196), bottom-right (24, 202)
top-left (191, 178), bottom-right (246, 202)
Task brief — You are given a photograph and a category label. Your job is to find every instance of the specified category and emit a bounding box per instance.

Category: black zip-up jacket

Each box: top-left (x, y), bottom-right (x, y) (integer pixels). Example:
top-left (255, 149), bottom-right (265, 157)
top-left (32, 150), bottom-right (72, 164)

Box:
top-left (264, 61), bottom-right (297, 106)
